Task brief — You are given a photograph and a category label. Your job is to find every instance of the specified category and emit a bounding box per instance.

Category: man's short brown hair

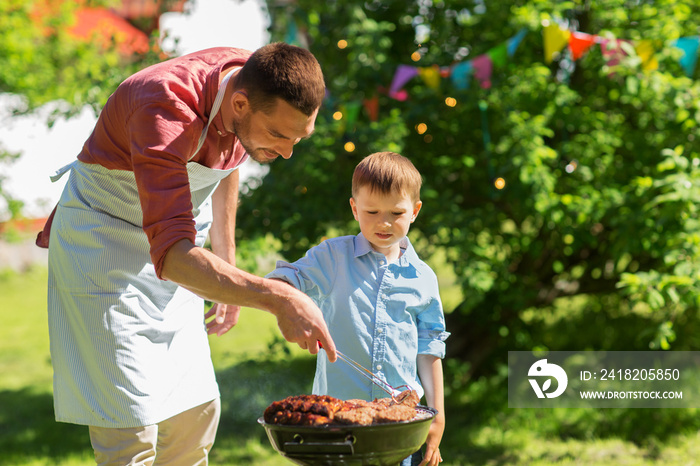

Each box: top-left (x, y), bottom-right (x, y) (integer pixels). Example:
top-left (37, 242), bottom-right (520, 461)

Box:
top-left (352, 152), bottom-right (422, 203)
top-left (235, 42), bottom-right (325, 116)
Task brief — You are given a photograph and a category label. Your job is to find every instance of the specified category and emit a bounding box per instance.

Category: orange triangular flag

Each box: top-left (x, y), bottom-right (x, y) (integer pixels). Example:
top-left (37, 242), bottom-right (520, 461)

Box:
top-left (568, 31), bottom-right (596, 60)
top-left (543, 22), bottom-right (571, 63)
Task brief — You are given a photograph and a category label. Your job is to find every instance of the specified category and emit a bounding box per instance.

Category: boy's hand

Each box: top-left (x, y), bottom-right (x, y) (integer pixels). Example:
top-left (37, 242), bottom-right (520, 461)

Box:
top-left (419, 417), bottom-right (444, 465)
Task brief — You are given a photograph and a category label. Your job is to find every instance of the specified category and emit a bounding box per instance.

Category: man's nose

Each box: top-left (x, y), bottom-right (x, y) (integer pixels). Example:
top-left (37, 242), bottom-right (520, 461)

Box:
top-left (271, 146), bottom-right (292, 159)
top-left (279, 140), bottom-right (299, 159)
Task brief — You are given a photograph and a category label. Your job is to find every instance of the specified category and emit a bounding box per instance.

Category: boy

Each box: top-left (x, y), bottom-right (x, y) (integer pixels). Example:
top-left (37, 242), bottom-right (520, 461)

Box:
top-left (266, 151), bottom-right (449, 466)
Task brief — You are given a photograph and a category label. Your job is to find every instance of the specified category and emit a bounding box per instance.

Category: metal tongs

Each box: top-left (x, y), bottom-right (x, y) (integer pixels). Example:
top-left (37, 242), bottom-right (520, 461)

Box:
top-left (319, 342), bottom-right (410, 402)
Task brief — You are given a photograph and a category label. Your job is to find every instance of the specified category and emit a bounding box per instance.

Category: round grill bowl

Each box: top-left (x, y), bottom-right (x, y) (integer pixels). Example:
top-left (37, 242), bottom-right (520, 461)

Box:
top-left (258, 406), bottom-right (436, 466)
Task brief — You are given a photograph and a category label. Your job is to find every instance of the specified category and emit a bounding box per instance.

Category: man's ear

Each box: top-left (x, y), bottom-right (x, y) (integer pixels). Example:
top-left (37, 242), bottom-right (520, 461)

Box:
top-left (231, 90), bottom-right (249, 116)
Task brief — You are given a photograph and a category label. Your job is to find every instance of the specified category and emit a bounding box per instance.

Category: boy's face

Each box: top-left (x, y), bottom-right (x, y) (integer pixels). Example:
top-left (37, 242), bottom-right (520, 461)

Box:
top-left (350, 185), bottom-right (422, 259)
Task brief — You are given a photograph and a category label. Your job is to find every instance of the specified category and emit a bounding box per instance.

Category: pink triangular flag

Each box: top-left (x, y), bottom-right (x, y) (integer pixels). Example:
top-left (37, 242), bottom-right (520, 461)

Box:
top-left (472, 54), bottom-right (493, 89)
top-left (600, 38), bottom-right (631, 67)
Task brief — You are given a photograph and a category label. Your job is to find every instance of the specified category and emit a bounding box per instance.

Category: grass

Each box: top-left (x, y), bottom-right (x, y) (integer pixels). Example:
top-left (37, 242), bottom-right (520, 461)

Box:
top-left (2, 267), bottom-right (700, 465)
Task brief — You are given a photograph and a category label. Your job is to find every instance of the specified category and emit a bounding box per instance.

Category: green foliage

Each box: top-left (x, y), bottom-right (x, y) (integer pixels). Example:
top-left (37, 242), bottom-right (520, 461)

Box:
top-left (0, 0), bottom-right (161, 120)
top-left (237, 0), bottom-right (700, 370)
top-left (0, 0), bottom-right (162, 220)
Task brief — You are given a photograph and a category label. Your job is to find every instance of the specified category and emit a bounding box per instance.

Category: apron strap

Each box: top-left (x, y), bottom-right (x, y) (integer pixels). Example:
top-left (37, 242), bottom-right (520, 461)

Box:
top-left (193, 69), bottom-right (236, 158)
top-left (39, 69), bottom-right (238, 249)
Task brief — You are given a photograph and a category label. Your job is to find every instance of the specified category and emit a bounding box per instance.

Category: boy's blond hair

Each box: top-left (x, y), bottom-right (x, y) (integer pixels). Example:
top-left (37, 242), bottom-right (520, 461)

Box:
top-left (351, 152), bottom-right (422, 203)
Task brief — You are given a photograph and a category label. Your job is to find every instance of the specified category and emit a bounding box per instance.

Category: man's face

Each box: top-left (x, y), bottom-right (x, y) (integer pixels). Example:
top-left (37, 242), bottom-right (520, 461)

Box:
top-left (231, 97), bottom-right (317, 164)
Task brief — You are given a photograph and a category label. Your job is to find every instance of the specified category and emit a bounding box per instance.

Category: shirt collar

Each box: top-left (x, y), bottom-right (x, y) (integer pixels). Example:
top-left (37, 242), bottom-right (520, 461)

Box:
top-left (353, 233), bottom-right (413, 264)
top-left (353, 233), bottom-right (373, 258)
top-left (209, 66), bottom-right (240, 137)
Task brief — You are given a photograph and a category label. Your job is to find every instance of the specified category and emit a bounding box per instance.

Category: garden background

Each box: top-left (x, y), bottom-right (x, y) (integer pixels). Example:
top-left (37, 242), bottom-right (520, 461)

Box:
top-left (2, 0), bottom-right (700, 464)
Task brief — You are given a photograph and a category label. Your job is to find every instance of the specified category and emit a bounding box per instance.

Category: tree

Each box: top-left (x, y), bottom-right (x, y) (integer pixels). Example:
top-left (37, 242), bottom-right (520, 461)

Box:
top-left (237, 0), bottom-right (700, 372)
top-left (0, 0), bottom-right (162, 116)
top-left (0, 0), bottom-right (161, 217)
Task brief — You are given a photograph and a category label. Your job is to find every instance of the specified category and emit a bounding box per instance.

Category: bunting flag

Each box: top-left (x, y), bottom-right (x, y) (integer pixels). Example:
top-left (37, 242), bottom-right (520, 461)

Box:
top-left (569, 31), bottom-right (596, 60)
top-left (472, 54), bottom-right (494, 89)
top-left (635, 40), bottom-right (659, 71)
top-left (543, 22), bottom-right (571, 63)
top-left (450, 61), bottom-right (473, 90)
top-left (389, 64), bottom-right (419, 98)
top-left (600, 38), bottom-right (632, 67)
top-left (285, 21), bottom-right (299, 45)
top-left (418, 65), bottom-right (442, 90)
top-left (673, 36), bottom-right (700, 77)
top-left (335, 101), bottom-right (362, 134)
top-left (488, 43), bottom-right (508, 67)
top-left (344, 101), bottom-right (361, 127)
top-left (363, 95), bottom-right (379, 122)
top-left (507, 29), bottom-right (528, 57)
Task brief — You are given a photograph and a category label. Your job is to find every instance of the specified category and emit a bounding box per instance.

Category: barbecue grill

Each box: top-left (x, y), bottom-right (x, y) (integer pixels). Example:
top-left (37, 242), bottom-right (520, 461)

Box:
top-left (258, 406), bottom-right (436, 466)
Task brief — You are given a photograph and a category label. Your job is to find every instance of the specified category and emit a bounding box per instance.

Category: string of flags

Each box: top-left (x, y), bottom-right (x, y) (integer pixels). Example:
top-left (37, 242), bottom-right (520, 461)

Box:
top-left (387, 21), bottom-right (698, 102)
top-left (285, 17), bottom-right (699, 134)
top-left (389, 28), bottom-right (528, 99)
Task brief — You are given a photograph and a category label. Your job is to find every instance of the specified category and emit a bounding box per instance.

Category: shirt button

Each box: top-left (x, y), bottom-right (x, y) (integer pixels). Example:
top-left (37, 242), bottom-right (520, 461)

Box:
top-left (217, 130), bottom-right (223, 136)
top-left (376, 365), bottom-right (382, 371)
top-left (377, 328), bottom-right (383, 333)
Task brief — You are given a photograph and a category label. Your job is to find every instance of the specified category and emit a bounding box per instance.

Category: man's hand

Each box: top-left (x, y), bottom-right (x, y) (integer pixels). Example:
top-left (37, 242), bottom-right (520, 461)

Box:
top-left (271, 283), bottom-right (337, 362)
top-left (161, 241), bottom-right (336, 360)
top-left (205, 303), bottom-right (241, 336)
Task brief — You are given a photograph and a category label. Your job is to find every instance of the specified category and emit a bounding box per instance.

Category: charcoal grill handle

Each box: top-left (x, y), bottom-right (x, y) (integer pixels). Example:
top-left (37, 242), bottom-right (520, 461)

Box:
top-left (283, 434), bottom-right (355, 455)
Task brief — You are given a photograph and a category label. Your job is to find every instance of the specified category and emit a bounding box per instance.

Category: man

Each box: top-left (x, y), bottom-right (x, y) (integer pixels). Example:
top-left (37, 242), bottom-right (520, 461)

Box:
top-left (36, 42), bottom-right (337, 465)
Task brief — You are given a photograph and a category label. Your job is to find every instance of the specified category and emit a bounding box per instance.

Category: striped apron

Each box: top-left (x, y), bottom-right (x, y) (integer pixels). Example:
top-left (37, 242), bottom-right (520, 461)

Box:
top-left (47, 71), bottom-right (237, 428)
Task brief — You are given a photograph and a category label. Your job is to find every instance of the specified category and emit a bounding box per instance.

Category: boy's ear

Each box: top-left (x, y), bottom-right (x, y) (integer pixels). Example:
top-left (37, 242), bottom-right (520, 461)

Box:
top-left (411, 200), bottom-right (423, 223)
top-left (349, 197), bottom-right (359, 221)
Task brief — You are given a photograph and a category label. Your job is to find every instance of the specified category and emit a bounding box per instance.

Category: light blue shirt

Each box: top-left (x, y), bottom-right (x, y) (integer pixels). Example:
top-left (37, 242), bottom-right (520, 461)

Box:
top-left (266, 233), bottom-right (449, 401)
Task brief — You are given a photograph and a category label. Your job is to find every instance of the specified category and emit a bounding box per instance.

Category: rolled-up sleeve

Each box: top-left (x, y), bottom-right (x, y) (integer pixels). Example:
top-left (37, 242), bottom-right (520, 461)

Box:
top-left (416, 294), bottom-right (450, 358)
top-left (265, 241), bottom-right (337, 307)
top-left (266, 261), bottom-right (307, 289)
top-left (129, 101), bottom-right (202, 278)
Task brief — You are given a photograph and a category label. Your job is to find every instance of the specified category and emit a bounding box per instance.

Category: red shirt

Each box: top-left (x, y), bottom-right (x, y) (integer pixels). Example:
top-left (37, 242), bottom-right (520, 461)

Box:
top-left (77, 47), bottom-right (252, 276)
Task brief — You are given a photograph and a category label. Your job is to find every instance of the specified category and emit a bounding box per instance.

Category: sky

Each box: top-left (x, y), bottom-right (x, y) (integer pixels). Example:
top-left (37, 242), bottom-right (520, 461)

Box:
top-left (0, 0), bottom-right (269, 219)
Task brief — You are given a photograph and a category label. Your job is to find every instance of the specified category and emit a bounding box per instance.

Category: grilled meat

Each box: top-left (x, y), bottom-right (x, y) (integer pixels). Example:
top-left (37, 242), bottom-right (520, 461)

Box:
top-left (393, 389), bottom-right (420, 407)
top-left (263, 394), bottom-right (343, 425)
top-left (263, 390), bottom-right (420, 426)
